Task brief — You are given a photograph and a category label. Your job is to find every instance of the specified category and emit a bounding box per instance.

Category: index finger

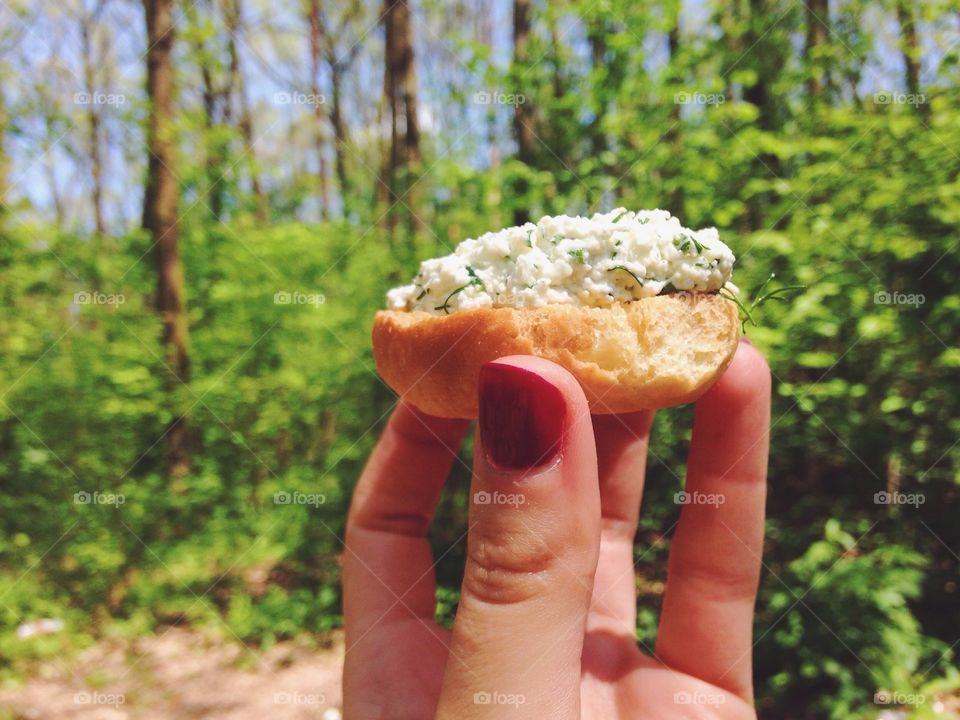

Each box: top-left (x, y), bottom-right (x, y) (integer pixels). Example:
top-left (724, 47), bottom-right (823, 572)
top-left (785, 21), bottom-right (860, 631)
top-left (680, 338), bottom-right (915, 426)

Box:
top-left (345, 402), bottom-right (470, 627)
top-left (655, 340), bottom-right (771, 701)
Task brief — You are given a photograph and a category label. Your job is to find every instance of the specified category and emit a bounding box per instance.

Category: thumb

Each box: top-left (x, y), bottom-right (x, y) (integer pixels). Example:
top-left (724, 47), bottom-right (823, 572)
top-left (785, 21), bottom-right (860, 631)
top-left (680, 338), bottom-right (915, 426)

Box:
top-left (436, 356), bottom-right (601, 720)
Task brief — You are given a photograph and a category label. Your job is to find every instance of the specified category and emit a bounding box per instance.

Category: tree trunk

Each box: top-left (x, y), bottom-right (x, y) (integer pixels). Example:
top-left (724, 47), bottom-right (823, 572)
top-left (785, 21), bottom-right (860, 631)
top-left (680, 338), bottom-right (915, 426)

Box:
top-left (0, 97), bottom-right (7, 218)
top-left (225, 0), bottom-right (267, 222)
top-left (80, 7), bottom-right (106, 234)
top-left (805, 0), bottom-right (828, 99)
top-left (743, 0), bottom-right (772, 129)
top-left (381, 0), bottom-right (423, 237)
top-left (307, 0), bottom-right (330, 220)
top-left (196, 33), bottom-right (225, 220)
top-left (512, 0), bottom-right (534, 225)
top-left (143, 0), bottom-right (190, 478)
top-left (329, 60), bottom-right (350, 213)
top-left (43, 110), bottom-right (65, 227)
top-left (587, 19), bottom-right (607, 159)
top-left (896, 0), bottom-right (921, 98)
top-left (665, 6), bottom-right (683, 217)
top-left (315, 4), bottom-right (358, 218)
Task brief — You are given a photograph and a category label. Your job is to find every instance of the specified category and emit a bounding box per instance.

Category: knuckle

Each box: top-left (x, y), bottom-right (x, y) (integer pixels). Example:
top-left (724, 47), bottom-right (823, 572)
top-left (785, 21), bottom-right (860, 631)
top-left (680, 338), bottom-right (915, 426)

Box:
top-left (462, 532), bottom-right (559, 605)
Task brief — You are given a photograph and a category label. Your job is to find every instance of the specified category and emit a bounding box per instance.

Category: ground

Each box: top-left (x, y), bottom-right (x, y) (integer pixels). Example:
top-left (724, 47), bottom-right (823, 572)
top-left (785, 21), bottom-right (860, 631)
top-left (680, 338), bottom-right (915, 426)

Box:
top-left (0, 628), bottom-right (344, 719)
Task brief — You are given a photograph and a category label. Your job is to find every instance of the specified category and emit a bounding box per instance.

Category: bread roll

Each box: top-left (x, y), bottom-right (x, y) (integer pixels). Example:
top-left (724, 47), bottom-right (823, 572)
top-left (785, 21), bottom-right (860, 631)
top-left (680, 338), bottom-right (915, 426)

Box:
top-left (372, 293), bottom-right (740, 419)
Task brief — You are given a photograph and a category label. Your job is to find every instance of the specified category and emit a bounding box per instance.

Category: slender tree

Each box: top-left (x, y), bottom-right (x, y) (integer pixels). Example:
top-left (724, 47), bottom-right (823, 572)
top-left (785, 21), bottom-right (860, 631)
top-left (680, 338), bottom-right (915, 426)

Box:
top-left (79, 0), bottom-right (108, 234)
top-left (187, 1), bottom-right (230, 220)
top-left (896, 0), bottom-right (921, 98)
top-left (805, 0), bottom-right (829, 99)
top-left (0, 94), bottom-right (7, 217)
top-left (512, 0), bottom-right (534, 225)
top-left (224, 0), bottom-right (267, 222)
top-left (143, 0), bottom-right (190, 477)
top-left (307, 0), bottom-right (331, 219)
top-left (380, 0), bottom-right (422, 236)
top-left (315, 2), bottom-right (363, 215)
top-left (665, 0), bottom-right (684, 217)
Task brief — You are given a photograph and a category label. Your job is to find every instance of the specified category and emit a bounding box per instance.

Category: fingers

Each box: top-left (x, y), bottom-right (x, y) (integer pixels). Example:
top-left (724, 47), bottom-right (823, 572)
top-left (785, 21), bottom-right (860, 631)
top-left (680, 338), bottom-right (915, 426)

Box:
top-left (344, 401), bottom-right (470, 641)
top-left (655, 340), bottom-right (771, 701)
top-left (436, 357), bottom-right (601, 720)
top-left (587, 411), bottom-right (655, 637)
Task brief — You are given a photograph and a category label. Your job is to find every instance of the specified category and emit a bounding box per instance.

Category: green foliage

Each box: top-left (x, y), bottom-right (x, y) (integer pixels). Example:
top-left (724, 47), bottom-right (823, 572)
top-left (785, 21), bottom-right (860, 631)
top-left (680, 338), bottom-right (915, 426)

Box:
top-left (2, 3), bottom-right (960, 717)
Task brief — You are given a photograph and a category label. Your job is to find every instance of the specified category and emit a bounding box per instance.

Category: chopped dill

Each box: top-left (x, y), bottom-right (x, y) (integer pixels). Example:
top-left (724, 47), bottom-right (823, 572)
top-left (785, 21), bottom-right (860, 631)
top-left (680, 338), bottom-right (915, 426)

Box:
top-left (434, 266), bottom-right (485, 314)
top-left (721, 273), bottom-right (807, 332)
top-left (607, 265), bottom-right (645, 292)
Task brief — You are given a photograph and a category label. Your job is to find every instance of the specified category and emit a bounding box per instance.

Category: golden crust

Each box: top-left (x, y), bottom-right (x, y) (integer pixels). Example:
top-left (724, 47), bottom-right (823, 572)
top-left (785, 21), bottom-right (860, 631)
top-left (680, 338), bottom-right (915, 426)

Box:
top-left (372, 294), bottom-right (740, 418)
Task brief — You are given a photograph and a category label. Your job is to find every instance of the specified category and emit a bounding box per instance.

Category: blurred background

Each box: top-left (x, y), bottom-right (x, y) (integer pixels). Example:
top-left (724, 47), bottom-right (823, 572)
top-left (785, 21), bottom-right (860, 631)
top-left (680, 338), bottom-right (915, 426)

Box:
top-left (0, 0), bottom-right (958, 717)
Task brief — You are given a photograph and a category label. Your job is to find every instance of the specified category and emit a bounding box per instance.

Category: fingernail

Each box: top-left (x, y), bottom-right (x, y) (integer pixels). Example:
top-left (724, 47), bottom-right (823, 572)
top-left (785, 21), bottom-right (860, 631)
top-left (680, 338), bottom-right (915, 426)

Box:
top-left (479, 363), bottom-right (567, 471)
top-left (740, 336), bottom-right (753, 347)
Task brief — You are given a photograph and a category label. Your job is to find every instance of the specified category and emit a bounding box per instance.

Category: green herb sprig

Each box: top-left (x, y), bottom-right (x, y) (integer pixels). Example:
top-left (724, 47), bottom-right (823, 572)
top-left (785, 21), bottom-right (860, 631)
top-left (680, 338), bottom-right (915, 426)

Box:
top-left (435, 266), bottom-right (485, 314)
top-left (607, 265), bottom-right (645, 294)
top-left (673, 234), bottom-right (705, 254)
top-left (721, 273), bottom-right (806, 333)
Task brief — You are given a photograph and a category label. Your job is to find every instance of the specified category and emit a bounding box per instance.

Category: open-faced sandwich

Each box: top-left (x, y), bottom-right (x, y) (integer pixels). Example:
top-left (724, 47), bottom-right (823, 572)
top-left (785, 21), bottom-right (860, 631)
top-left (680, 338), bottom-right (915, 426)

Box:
top-left (373, 208), bottom-right (740, 418)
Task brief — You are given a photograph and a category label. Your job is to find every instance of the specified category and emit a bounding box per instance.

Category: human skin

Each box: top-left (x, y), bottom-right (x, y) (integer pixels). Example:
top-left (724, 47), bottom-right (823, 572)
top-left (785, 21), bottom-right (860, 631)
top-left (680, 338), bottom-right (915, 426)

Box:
top-left (343, 340), bottom-right (770, 719)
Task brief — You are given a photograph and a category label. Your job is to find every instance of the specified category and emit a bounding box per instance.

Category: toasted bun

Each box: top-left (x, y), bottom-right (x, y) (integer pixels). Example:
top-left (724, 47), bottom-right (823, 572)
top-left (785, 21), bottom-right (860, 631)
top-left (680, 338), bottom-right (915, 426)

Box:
top-left (372, 294), bottom-right (740, 419)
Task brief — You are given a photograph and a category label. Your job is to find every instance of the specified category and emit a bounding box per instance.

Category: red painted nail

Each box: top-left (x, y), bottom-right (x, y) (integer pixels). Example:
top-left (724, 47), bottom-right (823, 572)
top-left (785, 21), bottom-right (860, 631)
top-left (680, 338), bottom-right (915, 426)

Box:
top-left (479, 363), bottom-right (567, 472)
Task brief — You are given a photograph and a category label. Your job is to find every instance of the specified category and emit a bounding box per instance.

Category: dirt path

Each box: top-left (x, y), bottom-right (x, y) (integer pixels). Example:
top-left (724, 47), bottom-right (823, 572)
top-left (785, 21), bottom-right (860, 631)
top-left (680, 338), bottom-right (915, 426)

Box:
top-left (0, 628), bottom-right (344, 719)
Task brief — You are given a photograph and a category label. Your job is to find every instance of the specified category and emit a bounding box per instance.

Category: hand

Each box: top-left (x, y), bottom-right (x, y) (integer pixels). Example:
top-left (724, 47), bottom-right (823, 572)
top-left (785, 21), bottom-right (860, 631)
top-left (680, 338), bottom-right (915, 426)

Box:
top-left (343, 340), bottom-right (770, 718)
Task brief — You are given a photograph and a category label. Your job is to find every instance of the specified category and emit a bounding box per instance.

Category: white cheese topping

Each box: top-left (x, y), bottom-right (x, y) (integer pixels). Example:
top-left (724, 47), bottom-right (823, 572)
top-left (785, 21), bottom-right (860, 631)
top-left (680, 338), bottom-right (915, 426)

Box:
top-left (386, 208), bottom-right (735, 314)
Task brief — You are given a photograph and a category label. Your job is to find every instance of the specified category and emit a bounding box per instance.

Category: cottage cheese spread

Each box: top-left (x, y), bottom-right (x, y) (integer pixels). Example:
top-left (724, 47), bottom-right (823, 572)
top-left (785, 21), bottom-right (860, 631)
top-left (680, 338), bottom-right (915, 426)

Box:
top-left (386, 208), bottom-right (735, 315)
